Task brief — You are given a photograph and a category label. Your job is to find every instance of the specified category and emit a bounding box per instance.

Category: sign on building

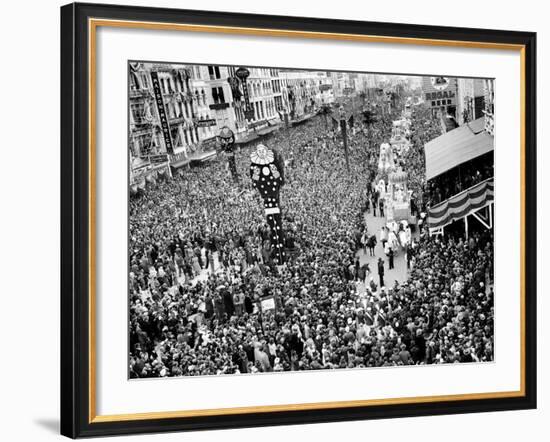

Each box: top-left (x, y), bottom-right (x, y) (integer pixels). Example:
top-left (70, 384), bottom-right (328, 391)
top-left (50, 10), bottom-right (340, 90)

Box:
top-left (422, 76), bottom-right (458, 109)
top-left (149, 154), bottom-right (169, 165)
top-left (196, 119), bottom-right (217, 128)
top-left (150, 71), bottom-right (174, 154)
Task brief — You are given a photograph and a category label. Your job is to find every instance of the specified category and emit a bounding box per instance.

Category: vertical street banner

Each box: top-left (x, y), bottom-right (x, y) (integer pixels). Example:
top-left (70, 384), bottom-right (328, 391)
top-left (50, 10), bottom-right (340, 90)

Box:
top-left (150, 71), bottom-right (174, 154)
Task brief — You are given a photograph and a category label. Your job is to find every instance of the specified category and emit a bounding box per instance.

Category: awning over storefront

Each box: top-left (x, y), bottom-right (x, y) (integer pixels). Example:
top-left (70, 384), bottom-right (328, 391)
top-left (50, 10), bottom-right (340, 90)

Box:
top-left (257, 124), bottom-right (281, 136)
top-left (425, 117), bottom-right (493, 180)
top-left (170, 149), bottom-right (217, 168)
top-left (170, 157), bottom-right (191, 168)
top-left (235, 133), bottom-right (259, 145)
top-left (291, 112), bottom-right (315, 126)
top-left (190, 150), bottom-right (217, 163)
top-left (428, 178), bottom-right (494, 229)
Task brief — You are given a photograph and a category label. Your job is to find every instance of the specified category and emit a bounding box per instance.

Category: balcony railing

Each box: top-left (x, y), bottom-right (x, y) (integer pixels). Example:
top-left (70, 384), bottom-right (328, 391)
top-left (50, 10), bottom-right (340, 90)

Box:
top-left (131, 117), bottom-right (153, 127)
top-left (129, 88), bottom-right (151, 98)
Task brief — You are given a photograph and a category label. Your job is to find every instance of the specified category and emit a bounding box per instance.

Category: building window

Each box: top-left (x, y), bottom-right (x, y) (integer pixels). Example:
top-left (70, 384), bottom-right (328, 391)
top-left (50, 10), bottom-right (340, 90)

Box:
top-left (474, 95), bottom-right (485, 119)
top-left (171, 128), bottom-right (179, 146)
top-left (141, 74), bottom-right (149, 89)
top-left (130, 103), bottom-right (145, 124)
top-left (130, 72), bottom-right (141, 90)
top-left (208, 65), bottom-right (221, 80)
top-left (211, 87), bottom-right (225, 104)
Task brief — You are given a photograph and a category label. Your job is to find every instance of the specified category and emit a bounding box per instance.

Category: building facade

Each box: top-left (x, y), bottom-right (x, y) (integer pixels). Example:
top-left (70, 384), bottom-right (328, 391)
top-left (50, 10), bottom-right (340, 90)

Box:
top-left (247, 68), bottom-right (279, 128)
top-left (483, 78), bottom-right (495, 135)
top-left (456, 78), bottom-right (487, 126)
top-left (129, 64), bottom-right (338, 180)
top-left (279, 70), bottom-right (333, 119)
top-left (129, 63), bottom-right (205, 161)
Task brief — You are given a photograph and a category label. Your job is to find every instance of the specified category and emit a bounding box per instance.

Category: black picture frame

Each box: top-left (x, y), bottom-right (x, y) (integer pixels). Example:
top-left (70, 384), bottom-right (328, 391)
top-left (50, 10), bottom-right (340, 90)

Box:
top-left (61, 2), bottom-right (537, 438)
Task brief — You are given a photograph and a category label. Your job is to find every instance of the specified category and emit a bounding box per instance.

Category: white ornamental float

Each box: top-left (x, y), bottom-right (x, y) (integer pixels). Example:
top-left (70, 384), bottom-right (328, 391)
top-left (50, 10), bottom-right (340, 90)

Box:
top-left (377, 142), bottom-right (395, 176)
top-left (390, 119), bottom-right (412, 155)
top-left (386, 167), bottom-right (411, 223)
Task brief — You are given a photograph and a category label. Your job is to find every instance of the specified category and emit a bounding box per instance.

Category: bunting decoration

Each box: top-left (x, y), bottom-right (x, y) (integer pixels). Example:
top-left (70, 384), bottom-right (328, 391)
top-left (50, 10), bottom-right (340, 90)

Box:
top-left (428, 179), bottom-right (494, 229)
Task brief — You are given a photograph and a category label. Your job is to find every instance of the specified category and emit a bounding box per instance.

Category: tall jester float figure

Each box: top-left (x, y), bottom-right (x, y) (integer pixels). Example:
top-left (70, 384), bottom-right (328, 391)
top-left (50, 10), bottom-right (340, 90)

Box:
top-left (250, 144), bottom-right (286, 265)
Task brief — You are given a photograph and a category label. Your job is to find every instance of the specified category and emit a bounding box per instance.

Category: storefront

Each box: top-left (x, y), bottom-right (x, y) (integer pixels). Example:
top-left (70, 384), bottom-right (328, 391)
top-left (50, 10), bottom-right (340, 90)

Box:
top-left (130, 157), bottom-right (171, 195)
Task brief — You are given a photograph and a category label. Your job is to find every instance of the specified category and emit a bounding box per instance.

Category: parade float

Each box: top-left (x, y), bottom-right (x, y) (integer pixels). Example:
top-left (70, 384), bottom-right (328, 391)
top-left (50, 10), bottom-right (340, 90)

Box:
top-left (386, 167), bottom-right (411, 222)
top-left (378, 167), bottom-right (413, 254)
top-left (376, 138), bottom-right (415, 236)
top-left (390, 118), bottom-right (412, 155)
top-left (375, 142), bottom-right (395, 200)
top-left (375, 114), bottom-right (416, 243)
top-left (377, 142), bottom-right (395, 177)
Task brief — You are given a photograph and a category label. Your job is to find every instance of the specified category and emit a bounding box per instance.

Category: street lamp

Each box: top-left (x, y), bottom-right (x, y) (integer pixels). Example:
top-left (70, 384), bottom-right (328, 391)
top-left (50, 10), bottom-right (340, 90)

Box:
top-left (235, 67), bottom-right (254, 121)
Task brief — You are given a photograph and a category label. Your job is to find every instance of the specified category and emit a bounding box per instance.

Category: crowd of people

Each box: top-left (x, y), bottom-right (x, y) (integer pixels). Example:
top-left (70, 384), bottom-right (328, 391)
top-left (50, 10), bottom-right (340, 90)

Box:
top-left (427, 152), bottom-right (494, 206)
top-left (129, 98), bottom-right (494, 378)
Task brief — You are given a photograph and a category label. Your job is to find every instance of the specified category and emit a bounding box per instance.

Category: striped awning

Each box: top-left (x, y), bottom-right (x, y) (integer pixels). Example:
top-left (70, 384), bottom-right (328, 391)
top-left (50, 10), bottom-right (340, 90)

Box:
top-left (428, 178), bottom-right (494, 229)
top-left (425, 117), bottom-right (494, 180)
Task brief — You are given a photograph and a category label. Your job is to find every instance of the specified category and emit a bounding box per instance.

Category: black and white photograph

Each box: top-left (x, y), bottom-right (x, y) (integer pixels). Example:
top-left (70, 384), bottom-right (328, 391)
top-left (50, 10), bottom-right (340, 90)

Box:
top-left (128, 62), bottom-right (495, 379)
top-left (0, 0), bottom-right (542, 439)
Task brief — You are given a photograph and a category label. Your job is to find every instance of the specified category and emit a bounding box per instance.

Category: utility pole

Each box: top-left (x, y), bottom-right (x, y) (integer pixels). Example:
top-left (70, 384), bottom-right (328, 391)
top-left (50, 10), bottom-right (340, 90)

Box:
top-left (339, 106), bottom-right (350, 172)
top-left (284, 108), bottom-right (291, 152)
top-left (321, 103), bottom-right (330, 129)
